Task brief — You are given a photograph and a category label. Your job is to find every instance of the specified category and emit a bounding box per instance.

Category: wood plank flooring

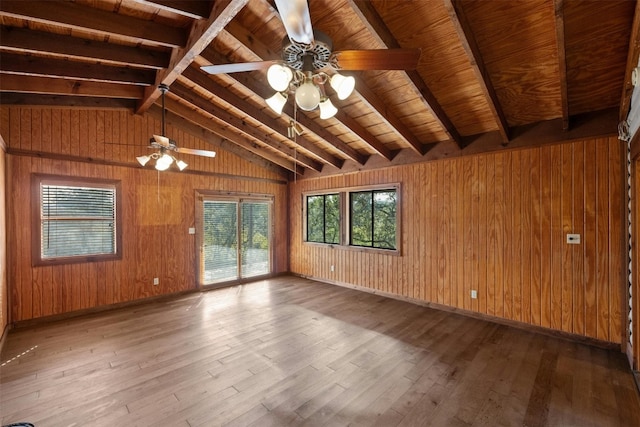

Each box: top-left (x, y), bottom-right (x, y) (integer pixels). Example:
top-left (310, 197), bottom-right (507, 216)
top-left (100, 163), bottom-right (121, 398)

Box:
top-left (1, 276), bottom-right (639, 426)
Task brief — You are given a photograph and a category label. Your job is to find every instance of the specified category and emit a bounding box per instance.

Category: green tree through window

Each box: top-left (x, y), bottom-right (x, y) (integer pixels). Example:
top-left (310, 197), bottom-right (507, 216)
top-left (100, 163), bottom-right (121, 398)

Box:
top-left (306, 194), bottom-right (340, 244)
top-left (350, 189), bottom-right (396, 249)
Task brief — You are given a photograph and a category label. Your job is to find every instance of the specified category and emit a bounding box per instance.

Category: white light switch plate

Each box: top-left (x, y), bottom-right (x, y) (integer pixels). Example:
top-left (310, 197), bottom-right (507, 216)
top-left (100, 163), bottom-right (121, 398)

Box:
top-left (188, 227), bottom-right (196, 235)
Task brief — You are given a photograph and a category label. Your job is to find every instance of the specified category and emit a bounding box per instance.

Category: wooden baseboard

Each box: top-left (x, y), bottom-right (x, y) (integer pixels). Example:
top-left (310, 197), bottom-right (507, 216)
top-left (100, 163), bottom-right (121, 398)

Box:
top-left (293, 273), bottom-right (622, 352)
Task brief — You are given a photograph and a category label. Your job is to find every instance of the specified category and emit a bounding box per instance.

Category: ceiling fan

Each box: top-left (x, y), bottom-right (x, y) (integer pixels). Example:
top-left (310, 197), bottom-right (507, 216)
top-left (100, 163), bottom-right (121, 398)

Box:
top-left (137, 84), bottom-right (216, 171)
top-left (201, 0), bottom-right (421, 119)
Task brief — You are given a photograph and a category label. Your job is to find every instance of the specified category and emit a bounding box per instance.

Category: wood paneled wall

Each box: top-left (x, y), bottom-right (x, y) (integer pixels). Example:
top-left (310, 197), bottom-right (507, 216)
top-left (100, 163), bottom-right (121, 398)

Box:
top-left (290, 137), bottom-right (626, 344)
top-left (0, 139), bottom-right (7, 337)
top-left (1, 106), bottom-right (288, 322)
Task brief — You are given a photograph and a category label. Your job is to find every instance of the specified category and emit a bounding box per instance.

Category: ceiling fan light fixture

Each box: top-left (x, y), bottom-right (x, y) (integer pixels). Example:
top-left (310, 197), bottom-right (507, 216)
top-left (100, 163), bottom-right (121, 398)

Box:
top-left (176, 159), bottom-right (188, 171)
top-left (295, 79), bottom-right (321, 111)
top-left (330, 73), bottom-right (355, 100)
top-left (154, 153), bottom-right (173, 171)
top-left (319, 97), bottom-right (337, 119)
top-left (267, 64), bottom-right (293, 92)
top-left (136, 155), bottom-right (151, 166)
top-left (266, 92), bottom-right (288, 115)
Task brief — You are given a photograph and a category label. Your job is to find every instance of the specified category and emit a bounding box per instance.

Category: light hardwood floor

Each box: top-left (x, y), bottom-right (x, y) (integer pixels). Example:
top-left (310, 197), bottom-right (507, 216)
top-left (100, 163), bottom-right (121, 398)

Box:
top-left (1, 276), bottom-right (639, 426)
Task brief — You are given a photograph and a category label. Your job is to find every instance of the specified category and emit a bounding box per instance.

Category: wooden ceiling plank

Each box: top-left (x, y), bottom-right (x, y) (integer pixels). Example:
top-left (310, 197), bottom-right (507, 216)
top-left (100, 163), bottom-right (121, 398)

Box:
top-left (134, 1), bottom-right (212, 19)
top-left (349, 0), bottom-right (463, 148)
top-left (0, 0), bottom-right (186, 47)
top-left (182, 67), bottom-right (344, 169)
top-left (0, 53), bottom-right (155, 85)
top-left (0, 93), bottom-right (136, 109)
top-left (218, 28), bottom-right (382, 163)
top-left (148, 104), bottom-right (290, 176)
top-left (159, 100), bottom-right (298, 174)
top-left (0, 74), bottom-right (143, 98)
top-left (444, 0), bottom-right (510, 142)
top-left (553, 0), bottom-right (570, 130)
top-left (136, 0), bottom-right (249, 114)
top-left (620, 0), bottom-right (640, 123)
top-left (0, 26), bottom-right (170, 70)
top-left (170, 84), bottom-right (323, 171)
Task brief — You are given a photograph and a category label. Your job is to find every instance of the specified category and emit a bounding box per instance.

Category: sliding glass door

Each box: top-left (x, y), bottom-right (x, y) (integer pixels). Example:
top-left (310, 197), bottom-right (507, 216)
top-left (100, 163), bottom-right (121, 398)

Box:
top-left (199, 196), bottom-right (272, 285)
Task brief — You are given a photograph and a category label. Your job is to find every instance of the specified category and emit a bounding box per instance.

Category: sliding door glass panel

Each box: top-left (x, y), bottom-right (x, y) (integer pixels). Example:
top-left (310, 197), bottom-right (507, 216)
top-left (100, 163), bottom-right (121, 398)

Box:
top-left (203, 201), bottom-right (238, 284)
top-left (241, 202), bottom-right (270, 278)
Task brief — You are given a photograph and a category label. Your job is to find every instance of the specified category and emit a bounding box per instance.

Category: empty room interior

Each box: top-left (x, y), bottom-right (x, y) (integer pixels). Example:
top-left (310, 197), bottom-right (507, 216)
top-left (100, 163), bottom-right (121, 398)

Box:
top-left (2, 0), bottom-right (640, 425)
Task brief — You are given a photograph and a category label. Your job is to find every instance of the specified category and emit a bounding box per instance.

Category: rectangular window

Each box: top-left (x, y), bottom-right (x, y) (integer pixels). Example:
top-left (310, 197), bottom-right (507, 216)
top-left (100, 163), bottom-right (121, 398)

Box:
top-left (32, 175), bottom-right (122, 266)
top-left (306, 193), bottom-right (340, 244)
top-left (349, 189), bottom-right (397, 250)
top-left (303, 184), bottom-right (399, 252)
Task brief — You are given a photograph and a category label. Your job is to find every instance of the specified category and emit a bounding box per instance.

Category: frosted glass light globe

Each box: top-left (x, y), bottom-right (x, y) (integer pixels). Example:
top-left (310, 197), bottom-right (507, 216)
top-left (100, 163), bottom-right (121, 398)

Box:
top-left (319, 98), bottom-right (337, 119)
top-left (267, 64), bottom-right (292, 92)
top-left (295, 81), bottom-right (320, 111)
top-left (330, 73), bottom-right (355, 100)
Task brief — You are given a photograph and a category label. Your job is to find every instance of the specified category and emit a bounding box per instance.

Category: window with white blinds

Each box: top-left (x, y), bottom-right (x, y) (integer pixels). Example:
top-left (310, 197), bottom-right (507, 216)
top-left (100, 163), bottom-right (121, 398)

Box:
top-left (33, 175), bottom-right (122, 265)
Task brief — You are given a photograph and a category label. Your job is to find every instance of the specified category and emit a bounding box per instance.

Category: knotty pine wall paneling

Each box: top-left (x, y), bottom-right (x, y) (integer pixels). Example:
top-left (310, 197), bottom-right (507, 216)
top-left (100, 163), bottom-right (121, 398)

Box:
top-left (1, 106), bottom-right (288, 322)
top-left (0, 135), bottom-right (7, 339)
top-left (289, 136), bottom-right (626, 344)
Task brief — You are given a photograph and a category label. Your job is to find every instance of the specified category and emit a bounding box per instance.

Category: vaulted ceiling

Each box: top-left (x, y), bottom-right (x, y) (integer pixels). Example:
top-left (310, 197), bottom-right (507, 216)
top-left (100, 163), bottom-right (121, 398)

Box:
top-left (0, 0), bottom-right (637, 178)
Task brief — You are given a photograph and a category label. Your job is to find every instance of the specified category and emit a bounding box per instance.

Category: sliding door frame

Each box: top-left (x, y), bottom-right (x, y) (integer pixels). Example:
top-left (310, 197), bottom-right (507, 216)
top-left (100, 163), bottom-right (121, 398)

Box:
top-left (195, 190), bottom-right (274, 288)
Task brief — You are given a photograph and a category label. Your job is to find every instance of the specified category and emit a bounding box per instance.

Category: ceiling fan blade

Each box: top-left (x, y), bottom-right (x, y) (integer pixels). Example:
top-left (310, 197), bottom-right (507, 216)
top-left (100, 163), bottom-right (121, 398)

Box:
top-left (176, 147), bottom-right (217, 158)
top-left (151, 134), bottom-right (173, 147)
top-left (201, 61), bottom-right (277, 75)
top-left (331, 49), bottom-right (422, 71)
top-left (274, 0), bottom-right (314, 45)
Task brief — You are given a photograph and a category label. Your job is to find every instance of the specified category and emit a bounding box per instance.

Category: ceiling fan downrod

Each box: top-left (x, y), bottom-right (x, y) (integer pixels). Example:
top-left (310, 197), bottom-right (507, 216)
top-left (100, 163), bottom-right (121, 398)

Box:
top-left (159, 83), bottom-right (169, 137)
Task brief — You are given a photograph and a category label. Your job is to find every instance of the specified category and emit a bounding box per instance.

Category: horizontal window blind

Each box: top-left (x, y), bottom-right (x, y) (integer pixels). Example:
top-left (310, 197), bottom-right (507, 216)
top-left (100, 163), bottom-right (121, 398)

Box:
top-left (41, 184), bottom-right (116, 258)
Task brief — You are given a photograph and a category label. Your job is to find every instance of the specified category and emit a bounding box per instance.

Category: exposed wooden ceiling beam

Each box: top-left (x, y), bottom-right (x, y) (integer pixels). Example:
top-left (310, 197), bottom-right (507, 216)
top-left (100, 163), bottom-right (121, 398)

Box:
top-left (444, 0), bottom-right (510, 142)
top-left (199, 45), bottom-right (368, 165)
top-left (350, 81), bottom-right (425, 155)
top-left (221, 24), bottom-right (393, 161)
top-left (160, 99), bottom-right (298, 174)
top-left (148, 105), bottom-right (289, 176)
top-left (348, 0), bottom-right (463, 148)
top-left (134, 1), bottom-right (211, 19)
top-left (182, 67), bottom-right (344, 169)
top-left (0, 0), bottom-right (186, 47)
top-left (136, 0), bottom-right (249, 114)
top-left (0, 93), bottom-right (136, 109)
top-left (0, 53), bottom-right (155, 85)
top-left (333, 110), bottom-right (395, 160)
top-left (0, 75), bottom-right (143, 98)
top-left (553, 0), bottom-right (570, 130)
top-left (620, 0), bottom-right (640, 123)
top-left (170, 84), bottom-right (323, 172)
top-left (0, 26), bottom-right (170, 70)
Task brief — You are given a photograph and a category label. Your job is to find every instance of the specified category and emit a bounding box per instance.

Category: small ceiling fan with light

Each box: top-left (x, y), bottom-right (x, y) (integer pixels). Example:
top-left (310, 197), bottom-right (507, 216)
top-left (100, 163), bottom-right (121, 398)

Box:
top-left (201, 0), bottom-right (421, 120)
top-left (137, 84), bottom-right (216, 171)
